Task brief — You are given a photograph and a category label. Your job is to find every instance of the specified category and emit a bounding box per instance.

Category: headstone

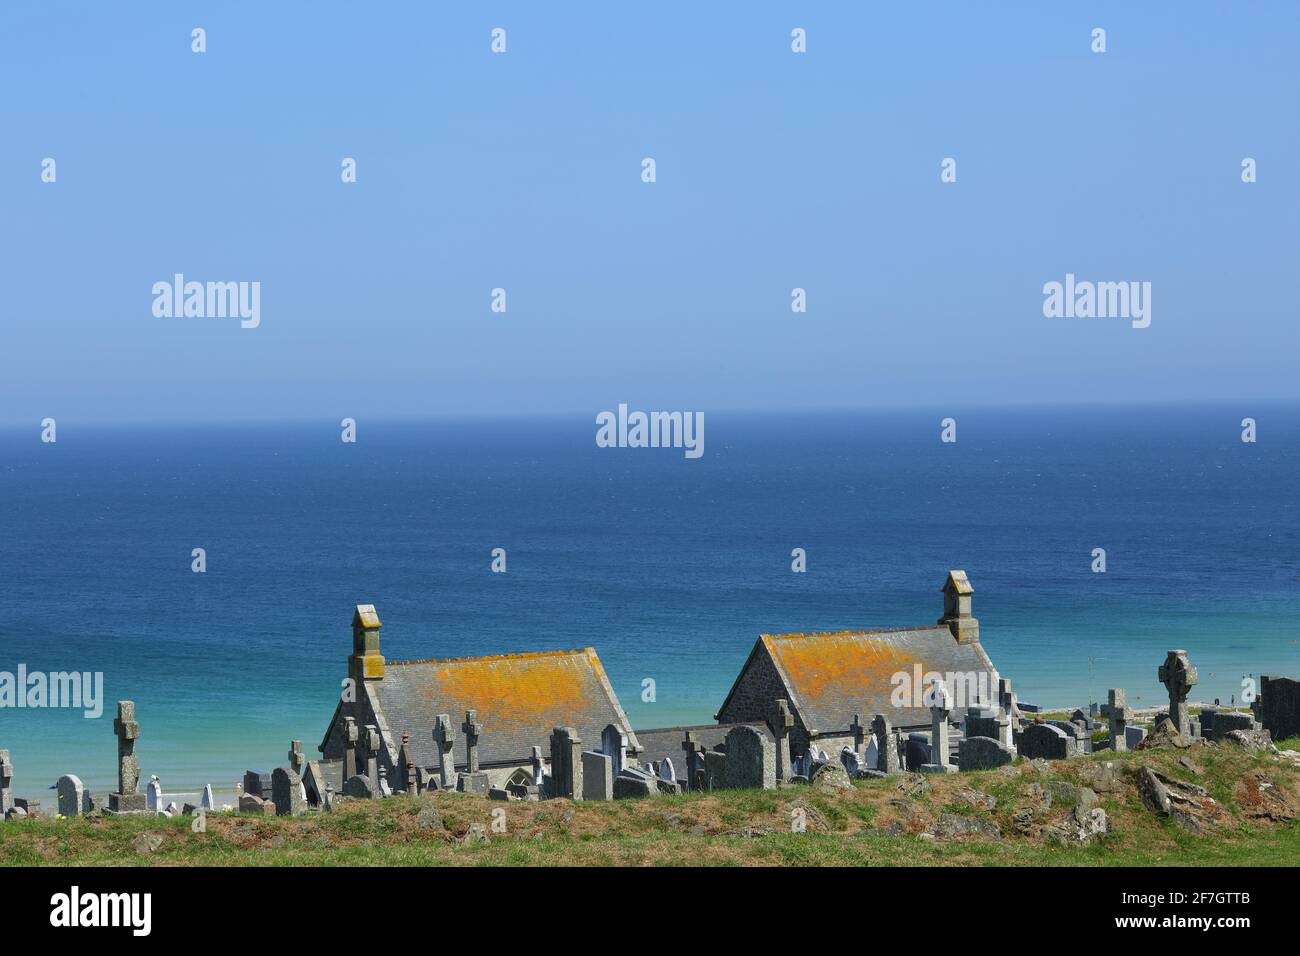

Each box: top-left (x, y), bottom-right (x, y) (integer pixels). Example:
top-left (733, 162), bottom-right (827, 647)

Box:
top-left (849, 714), bottom-right (869, 762)
top-left (1019, 723), bottom-right (1075, 760)
top-left (530, 745), bottom-right (548, 790)
top-left (239, 793), bottom-right (273, 814)
top-left (342, 716), bottom-right (359, 781)
top-left (1125, 725), bottom-right (1147, 749)
top-left (863, 733), bottom-right (883, 770)
top-left (958, 736), bottom-right (1013, 771)
top-left (613, 768), bottom-right (654, 799)
top-left (702, 750), bottom-right (727, 792)
top-left (1258, 676), bottom-right (1300, 742)
top-left (288, 740), bottom-right (305, 775)
top-left (147, 776), bottom-right (163, 812)
top-left (905, 732), bottom-right (931, 770)
top-left (723, 725), bottom-right (776, 790)
top-left (1158, 650), bottom-right (1199, 736)
top-left (272, 767), bottom-right (307, 816)
top-left (766, 699), bottom-right (795, 783)
top-left (1046, 719), bottom-right (1089, 754)
top-left (56, 774), bottom-right (85, 817)
top-left (242, 770), bottom-right (271, 797)
top-left (108, 701), bottom-right (148, 813)
top-left (600, 724), bottom-right (628, 777)
top-left (1210, 711), bottom-right (1258, 740)
top-left (658, 757), bottom-right (676, 785)
top-left (871, 715), bottom-right (900, 774)
top-left (549, 727), bottom-right (584, 800)
top-left (432, 714), bottom-right (457, 790)
top-left (840, 746), bottom-right (862, 777)
top-left (581, 750), bottom-right (613, 801)
top-left (681, 732), bottom-right (705, 791)
top-left (0, 750), bottom-right (13, 816)
top-left (998, 678), bottom-right (1021, 731)
top-left (1101, 688), bottom-right (1134, 752)
top-left (200, 784), bottom-right (215, 811)
top-left (363, 725), bottom-right (381, 782)
top-left (461, 710), bottom-right (483, 773)
top-left (922, 683), bottom-right (954, 773)
top-left (342, 774), bottom-right (374, 800)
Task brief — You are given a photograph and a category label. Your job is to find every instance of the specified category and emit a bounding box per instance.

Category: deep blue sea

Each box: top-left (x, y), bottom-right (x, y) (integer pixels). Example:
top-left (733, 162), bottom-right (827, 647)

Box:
top-left (2, 405), bottom-right (1298, 801)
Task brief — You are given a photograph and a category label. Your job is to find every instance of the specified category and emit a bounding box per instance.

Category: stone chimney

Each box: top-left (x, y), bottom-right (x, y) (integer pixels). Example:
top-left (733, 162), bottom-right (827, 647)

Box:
top-left (938, 570), bottom-right (979, 644)
top-left (349, 604), bottom-right (386, 683)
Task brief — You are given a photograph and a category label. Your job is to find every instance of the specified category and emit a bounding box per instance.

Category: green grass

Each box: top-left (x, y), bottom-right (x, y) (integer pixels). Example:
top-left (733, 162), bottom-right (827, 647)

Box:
top-left (3, 741), bottom-right (1298, 867)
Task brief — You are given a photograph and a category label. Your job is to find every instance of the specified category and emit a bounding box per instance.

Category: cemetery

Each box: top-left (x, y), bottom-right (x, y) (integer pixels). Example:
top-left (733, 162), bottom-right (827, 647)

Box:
top-left (3, 571), bottom-right (1300, 865)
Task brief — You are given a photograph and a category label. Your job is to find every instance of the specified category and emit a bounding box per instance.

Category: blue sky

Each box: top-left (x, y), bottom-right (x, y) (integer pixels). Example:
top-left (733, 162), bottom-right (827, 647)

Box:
top-left (2, 2), bottom-right (1297, 424)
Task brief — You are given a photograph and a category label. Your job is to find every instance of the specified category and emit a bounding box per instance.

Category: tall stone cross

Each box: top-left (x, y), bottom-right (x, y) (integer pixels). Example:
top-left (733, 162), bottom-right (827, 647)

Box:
top-left (288, 740), bottom-right (305, 774)
top-left (1158, 650), bottom-right (1198, 736)
top-left (766, 698), bottom-right (794, 783)
top-left (343, 717), bottom-right (359, 780)
top-left (849, 714), bottom-right (868, 759)
top-left (432, 714), bottom-right (457, 789)
top-left (928, 681), bottom-right (952, 771)
top-left (998, 678), bottom-right (1019, 730)
top-left (461, 710), bottom-right (483, 773)
top-left (113, 700), bottom-right (141, 795)
top-left (681, 731), bottom-right (704, 790)
top-left (870, 714), bottom-right (899, 773)
top-left (1100, 688), bottom-right (1134, 753)
top-left (363, 725), bottom-right (381, 782)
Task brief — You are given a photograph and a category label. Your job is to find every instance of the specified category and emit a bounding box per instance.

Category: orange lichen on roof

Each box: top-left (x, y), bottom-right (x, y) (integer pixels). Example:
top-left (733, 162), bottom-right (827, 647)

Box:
top-left (390, 648), bottom-right (606, 735)
top-left (763, 631), bottom-right (930, 703)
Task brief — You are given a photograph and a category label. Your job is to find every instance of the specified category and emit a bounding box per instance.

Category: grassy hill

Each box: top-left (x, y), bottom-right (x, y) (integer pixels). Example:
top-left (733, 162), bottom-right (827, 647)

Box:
top-left (4, 735), bottom-right (1298, 866)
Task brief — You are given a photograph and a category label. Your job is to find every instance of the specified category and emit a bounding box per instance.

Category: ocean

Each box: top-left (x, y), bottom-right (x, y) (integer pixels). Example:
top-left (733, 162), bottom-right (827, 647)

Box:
top-left (2, 405), bottom-right (1297, 800)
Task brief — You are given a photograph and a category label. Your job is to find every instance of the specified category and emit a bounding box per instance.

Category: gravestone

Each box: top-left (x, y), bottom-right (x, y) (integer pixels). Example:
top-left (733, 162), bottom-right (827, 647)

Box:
top-left (1158, 650), bottom-right (1199, 736)
top-left (1046, 719), bottom-right (1089, 754)
top-left (958, 736), bottom-right (1013, 771)
top-left (905, 733), bottom-right (931, 771)
top-left (702, 750), bottom-right (728, 792)
top-left (872, 714), bottom-right (901, 774)
top-left (432, 714), bottom-right (457, 790)
top-left (342, 716), bottom-right (359, 781)
top-left (1101, 688), bottom-right (1134, 752)
top-left (457, 710), bottom-right (490, 793)
top-left (56, 774), bottom-right (85, 817)
top-left (613, 767), bottom-right (654, 799)
top-left (921, 682), bottom-right (954, 773)
top-left (0, 750), bottom-right (13, 816)
top-left (849, 714), bottom-right (869, 762)
top-left (461, 710), bottom-right (483, 773)
top-left (1258, 676), bottom-right (1300, 742)
top-left (581, 750), bottom-right (613, 801)
top-left (601, 724), bottom-right (628, 777)
top-left (242, 770), bottom-right (271, 797)
top-left (288, 740), bottom-right (305, 775)
top-left (1019, 723), bottom-right (1075, 760)
top-left (1210, 711), bottom-right (1259, 740)
top-left (766, 699), bottom-right (795, 783)
top-left (681, 731), bottom-right (705, 791)
top-left (363, 725), bottom-right (381, 782)
top-left (724, 725), bottom-right (776, 790)
top-left (864, 733), bottom-right (880, 770)
top-left (659, 757), bottom-right (676, 785)
top-left (1125, 725), bottom-right (1147, 749)
top-left (200, 784), bottom-right (215, 811)
top-left (530, 745), bottom-right (548, 790)
top-left (108, 701), bottom-right (148, 813)
top-left (549, 727), bottom-right (584, 800)
top-left (146, 776), bottom-right (163, 812)
top-left (272, 767), bottom-right (306, 816)
top-left (998, 678), bottom-right (1021, 731)
top-left (342, 774), bottom-right (374, 799)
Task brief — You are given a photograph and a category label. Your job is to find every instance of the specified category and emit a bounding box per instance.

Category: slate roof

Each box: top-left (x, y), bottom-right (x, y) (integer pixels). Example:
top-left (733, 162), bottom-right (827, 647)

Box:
top-left (720, 625), bottom-right (999, 733)
top-left (370, 648), bottom-right (639, 770)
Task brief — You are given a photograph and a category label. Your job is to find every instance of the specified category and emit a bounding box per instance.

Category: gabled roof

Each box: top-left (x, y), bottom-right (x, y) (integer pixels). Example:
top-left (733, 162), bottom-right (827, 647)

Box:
top-left (942, 570), bottom-right (973, 595)
top-left (370, 647), bottom-right (639, 769)
top-left (718, 625), bottom-right (998, 733)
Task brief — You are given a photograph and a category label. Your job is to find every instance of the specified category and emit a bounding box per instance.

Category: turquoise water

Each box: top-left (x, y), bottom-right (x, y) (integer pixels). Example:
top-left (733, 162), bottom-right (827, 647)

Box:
top-left (2, 405), bottom-right (1298, 800)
